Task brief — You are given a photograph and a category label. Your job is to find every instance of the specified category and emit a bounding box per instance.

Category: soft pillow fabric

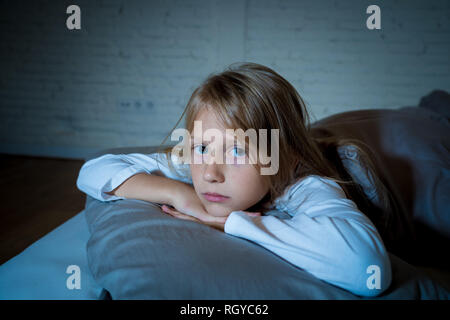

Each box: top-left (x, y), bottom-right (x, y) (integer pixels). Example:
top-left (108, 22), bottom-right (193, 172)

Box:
top-left (419, 89), bottom-right (450, 119)
top-left (310, 102), bottom-right (450, 267)
top-left (84, 195), bottom-right (356, 299)
top-left (84, 195), bottom-right (450, 299)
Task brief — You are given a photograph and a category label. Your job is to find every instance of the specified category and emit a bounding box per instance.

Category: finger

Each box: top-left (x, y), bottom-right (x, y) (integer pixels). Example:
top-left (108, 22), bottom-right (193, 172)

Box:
top-left (243, 211), bottom-right (261, 217)
top-left (163, 206), bottom-right (198, 221)
top-left (162, 205), bottom-right (178, 214)
top-left (173, 213), bottom-right (198, 222)
top-left (162, 205), bottom-right (179, 215)
top-left (170, 206), bottom-right (210, 221)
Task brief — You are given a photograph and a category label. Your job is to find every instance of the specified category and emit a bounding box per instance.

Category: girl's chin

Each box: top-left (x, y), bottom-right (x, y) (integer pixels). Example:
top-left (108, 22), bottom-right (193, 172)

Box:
top-left (204, 204), bottom-right (236, 218)
top-left (206, 209), bottom-right (231, 218)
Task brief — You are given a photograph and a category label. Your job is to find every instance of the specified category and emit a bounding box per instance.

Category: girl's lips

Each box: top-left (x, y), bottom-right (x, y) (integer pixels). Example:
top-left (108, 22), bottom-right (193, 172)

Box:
top-left (202, 193), bottom-right (230, 202)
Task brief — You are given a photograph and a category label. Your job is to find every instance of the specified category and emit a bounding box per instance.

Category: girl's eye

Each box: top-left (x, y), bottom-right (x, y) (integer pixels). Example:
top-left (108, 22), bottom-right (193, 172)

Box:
top-left (193, 145), bottom-right (208, 155)
top-left (231, 146), bottom-right (246, 157)
top-left (192, 145), bottom-right (245, 158)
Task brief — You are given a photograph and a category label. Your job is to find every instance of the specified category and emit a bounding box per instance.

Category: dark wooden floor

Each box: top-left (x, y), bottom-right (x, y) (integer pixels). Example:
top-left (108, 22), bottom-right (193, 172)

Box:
top-left (0, 154), bottom-right (86, 265)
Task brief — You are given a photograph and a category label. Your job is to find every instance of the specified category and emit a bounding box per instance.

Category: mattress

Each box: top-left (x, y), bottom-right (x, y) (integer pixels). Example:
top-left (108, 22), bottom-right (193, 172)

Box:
top-left (0, 210), bottom-right (103, 300)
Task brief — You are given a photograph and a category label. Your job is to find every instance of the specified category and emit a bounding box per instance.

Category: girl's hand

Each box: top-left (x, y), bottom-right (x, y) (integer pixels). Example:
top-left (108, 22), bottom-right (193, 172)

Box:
top-left (169, 182), bottom-right (215, 222)
top-left (241, 211), bottom-right (262, 217)
top-left (164, 182), bottom-right (227, 230)
top-left (161, 204), bottom-right (262, 232)
top-left (161, 205), bottom-right (227, 231)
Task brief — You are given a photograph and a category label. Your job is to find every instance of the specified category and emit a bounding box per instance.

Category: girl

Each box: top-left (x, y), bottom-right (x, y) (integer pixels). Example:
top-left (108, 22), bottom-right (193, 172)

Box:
top-left (77, 62), bottom-right (392, 297)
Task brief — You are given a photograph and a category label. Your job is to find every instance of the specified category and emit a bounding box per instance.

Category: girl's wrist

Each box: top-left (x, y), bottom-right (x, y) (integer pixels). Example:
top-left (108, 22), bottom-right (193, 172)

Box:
top-left (167, 180), bottom-right (194, 207)
top-left (151, 176), bottom-right (186, 207)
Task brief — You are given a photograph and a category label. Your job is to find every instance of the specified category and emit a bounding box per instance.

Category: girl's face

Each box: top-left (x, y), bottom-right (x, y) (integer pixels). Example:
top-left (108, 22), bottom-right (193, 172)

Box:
top-left (189, 108), bottom-right (270, 217)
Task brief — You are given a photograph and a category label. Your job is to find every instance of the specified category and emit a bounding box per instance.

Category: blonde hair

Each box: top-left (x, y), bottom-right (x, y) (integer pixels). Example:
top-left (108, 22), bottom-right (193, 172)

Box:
top-left (156, 62), bottom-right (395, 243)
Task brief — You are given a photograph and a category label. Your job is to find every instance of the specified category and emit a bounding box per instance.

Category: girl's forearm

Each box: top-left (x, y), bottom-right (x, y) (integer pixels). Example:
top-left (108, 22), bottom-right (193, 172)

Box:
top-left (105, 172), bottom-right (181, 206)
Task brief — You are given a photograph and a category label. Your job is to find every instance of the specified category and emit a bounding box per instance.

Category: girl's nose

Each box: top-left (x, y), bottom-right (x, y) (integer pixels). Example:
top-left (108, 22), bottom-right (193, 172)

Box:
top-left (203, 162), bottom-right (225, 183)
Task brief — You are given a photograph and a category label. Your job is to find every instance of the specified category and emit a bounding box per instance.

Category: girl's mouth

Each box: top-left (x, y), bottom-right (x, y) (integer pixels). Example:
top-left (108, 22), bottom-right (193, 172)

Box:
top-left (202, 192), bottom-right (230, 202)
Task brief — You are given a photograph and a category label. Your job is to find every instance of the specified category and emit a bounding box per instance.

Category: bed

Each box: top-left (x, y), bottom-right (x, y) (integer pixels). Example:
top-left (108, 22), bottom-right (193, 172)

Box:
top-left (1, 90), bottom-right (449, 300)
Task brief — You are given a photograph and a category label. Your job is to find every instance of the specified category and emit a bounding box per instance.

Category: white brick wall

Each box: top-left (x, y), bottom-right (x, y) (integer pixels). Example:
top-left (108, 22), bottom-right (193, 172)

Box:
top-left (0, 0), bottom-right (449, 159)
top-left (246, 0), bottom-right (450, 120)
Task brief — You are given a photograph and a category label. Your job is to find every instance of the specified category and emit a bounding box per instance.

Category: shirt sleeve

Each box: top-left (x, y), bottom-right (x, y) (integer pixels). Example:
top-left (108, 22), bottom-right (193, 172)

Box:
top-left (76, 152), bottom-right (192, 202)
top-left (224, 175), bottom-right (392, 297)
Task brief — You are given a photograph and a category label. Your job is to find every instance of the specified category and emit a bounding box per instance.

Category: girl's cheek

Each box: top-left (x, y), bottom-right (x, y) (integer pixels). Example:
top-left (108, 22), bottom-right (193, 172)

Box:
top-left (192, 153), bottom-right (204, 164)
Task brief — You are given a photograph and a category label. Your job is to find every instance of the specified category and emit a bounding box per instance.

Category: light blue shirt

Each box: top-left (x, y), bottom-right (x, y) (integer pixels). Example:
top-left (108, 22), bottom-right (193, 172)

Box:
top-left (77, 152), bottom-right (392, 297)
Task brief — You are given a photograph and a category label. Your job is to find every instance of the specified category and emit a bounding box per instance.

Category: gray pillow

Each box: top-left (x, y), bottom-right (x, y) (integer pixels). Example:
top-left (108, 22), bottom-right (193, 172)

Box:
top-left (84, 194), bottom-right (450, 299)
top-left (311, 104), bottom-right (450, 268)
top-left (85, 195), bottom-right (357, 299)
